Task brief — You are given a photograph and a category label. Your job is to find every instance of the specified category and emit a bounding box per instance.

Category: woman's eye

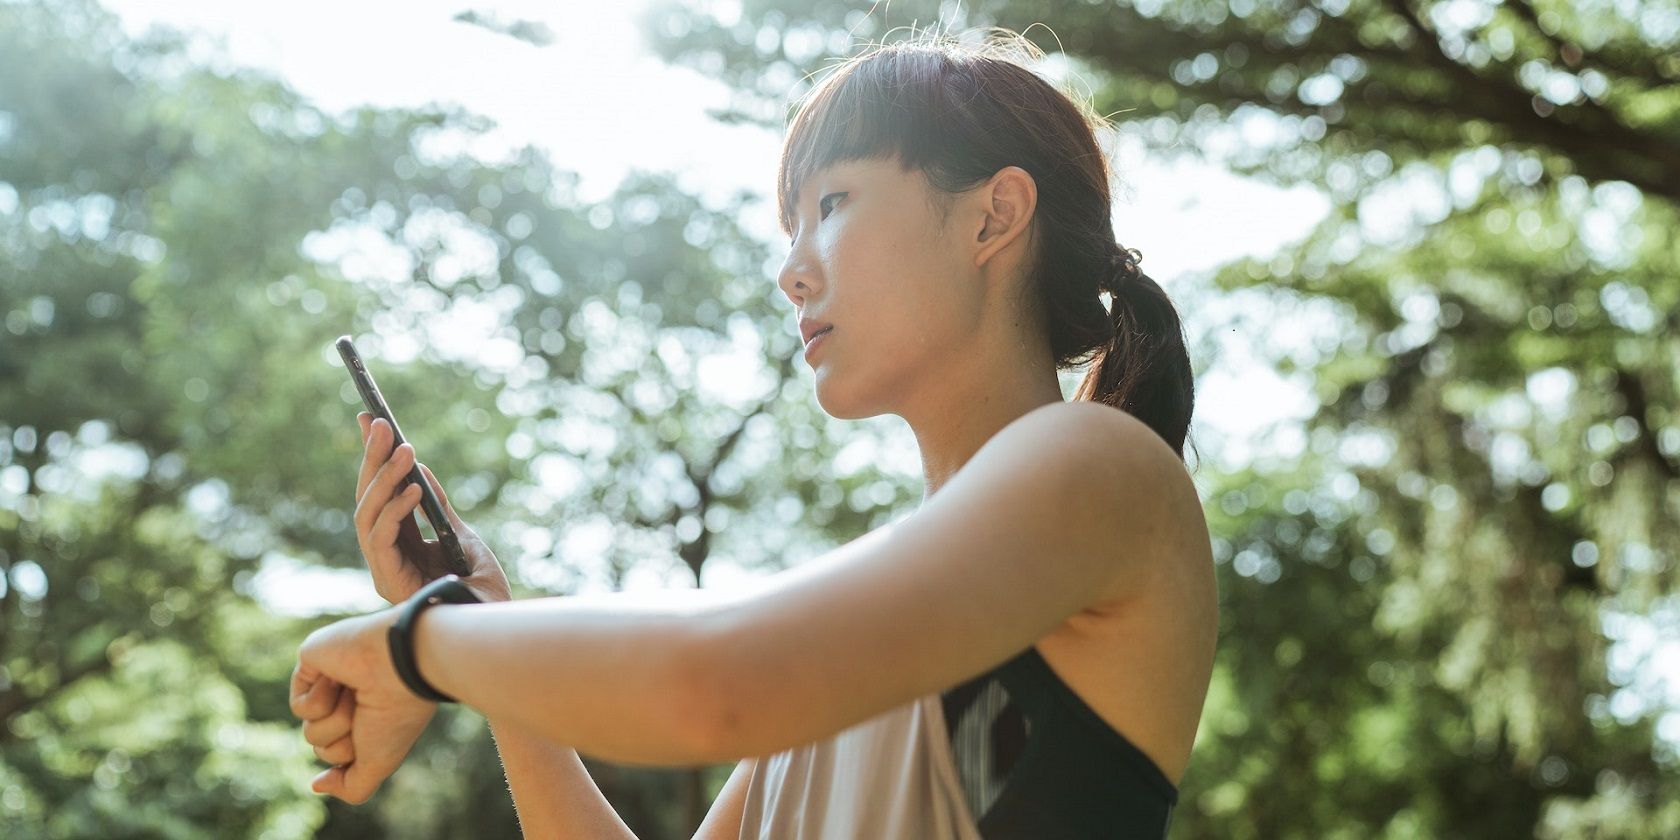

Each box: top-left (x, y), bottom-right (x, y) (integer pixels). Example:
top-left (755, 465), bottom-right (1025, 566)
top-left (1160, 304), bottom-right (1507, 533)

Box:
top-left (819, 192), bottom-right (847, 220)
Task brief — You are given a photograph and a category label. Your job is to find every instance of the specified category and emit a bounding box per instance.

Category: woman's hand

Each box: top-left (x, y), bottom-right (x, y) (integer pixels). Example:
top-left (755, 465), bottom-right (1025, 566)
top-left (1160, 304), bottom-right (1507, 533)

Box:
top-left (291, 609), bottom-right (437, 804)
top-left (354, 412), bottom-right (511, 604)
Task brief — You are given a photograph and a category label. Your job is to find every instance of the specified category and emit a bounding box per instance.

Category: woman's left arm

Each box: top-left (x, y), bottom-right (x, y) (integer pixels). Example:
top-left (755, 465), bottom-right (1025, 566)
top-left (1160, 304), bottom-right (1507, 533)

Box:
top-left (290, 584), bottom-right (743, 804)
top-left (411, 402), bottom-right (1200, 764)
top-left (412, 586), bottom-right (743, 766)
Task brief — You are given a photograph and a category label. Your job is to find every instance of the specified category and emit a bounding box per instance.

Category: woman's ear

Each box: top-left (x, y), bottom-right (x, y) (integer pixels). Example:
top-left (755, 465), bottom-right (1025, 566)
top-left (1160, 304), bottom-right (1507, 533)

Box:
top-left (971, 165), bottom-right (1037, 272)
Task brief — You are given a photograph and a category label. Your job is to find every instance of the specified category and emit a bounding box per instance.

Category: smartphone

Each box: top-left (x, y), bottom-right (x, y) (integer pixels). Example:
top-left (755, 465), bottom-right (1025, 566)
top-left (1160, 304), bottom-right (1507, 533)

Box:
top-left (335, 335), bottom-right (472, 578)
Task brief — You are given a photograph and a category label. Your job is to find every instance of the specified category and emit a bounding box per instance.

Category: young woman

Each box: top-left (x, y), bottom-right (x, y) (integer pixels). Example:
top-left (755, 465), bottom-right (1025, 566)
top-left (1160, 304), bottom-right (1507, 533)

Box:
top-left (290, 34), bottom-right (1216, 839)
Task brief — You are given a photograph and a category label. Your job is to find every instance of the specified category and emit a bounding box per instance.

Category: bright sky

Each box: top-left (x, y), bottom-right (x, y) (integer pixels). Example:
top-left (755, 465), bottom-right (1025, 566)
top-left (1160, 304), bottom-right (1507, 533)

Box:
top-left (92, 0), bottom-right (1679, 751)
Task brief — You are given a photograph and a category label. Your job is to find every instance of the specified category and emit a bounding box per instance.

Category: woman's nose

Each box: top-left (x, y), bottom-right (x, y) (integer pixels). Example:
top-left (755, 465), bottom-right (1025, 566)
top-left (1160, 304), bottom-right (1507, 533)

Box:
top-left (776, 252), bottom-right (820, 307)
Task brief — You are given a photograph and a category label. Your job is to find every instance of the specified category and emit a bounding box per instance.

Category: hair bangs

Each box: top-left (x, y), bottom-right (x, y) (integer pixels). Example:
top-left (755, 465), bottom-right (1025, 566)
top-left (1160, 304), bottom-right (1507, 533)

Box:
top-left (776, 49), bottom-right (957, 239)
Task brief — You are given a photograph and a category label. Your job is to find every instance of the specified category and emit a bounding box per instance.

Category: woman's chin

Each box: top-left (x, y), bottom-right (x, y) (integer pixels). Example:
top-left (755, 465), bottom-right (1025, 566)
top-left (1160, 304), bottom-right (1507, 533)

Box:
top-left (813, 378), bottom-right (877, 421)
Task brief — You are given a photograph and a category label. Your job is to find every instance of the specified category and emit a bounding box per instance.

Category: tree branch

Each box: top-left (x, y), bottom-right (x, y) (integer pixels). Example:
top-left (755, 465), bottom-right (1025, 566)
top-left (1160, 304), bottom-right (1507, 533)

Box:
top-left (1613, 368), bottom-right (1680, 480)
top-left (1505, 0), bottom-right (1678, 88)
top-left (1377, 0), bottom-right (1680, 200)
top-left (1081, 0), bottom-right (1680, 204)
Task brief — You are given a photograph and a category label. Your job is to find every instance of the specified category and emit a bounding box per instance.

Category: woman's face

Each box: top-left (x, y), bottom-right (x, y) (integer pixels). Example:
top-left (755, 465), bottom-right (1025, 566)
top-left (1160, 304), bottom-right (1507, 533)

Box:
top-left (777, 156), bottom-right (983, 420)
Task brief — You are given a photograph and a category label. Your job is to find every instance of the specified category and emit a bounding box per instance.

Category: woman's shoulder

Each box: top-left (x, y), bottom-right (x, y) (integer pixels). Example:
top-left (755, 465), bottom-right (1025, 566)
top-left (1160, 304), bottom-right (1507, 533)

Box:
top-left (994, 402), bottom-right (1203, 528)
top-left (999, 402), bottom-right (1210, 608)
top-left (1002, 401), bottom-right (1183, 467)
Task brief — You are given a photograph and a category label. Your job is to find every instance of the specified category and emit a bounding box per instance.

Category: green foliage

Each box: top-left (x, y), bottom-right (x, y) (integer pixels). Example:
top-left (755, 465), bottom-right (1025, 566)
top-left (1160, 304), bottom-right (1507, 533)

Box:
top-left (5, 0), bottom-right (1677, 837)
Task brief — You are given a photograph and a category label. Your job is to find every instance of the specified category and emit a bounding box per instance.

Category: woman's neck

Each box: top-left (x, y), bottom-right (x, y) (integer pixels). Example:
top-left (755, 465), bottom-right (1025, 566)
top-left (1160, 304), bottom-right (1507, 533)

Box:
top-left (909, 366), bottom-right (1065, 506)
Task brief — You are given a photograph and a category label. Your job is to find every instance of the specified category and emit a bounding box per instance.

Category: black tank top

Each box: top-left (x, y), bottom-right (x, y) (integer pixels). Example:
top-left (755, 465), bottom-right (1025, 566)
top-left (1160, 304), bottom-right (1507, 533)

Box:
top-left (939, 645), bottom-right (1178, 838)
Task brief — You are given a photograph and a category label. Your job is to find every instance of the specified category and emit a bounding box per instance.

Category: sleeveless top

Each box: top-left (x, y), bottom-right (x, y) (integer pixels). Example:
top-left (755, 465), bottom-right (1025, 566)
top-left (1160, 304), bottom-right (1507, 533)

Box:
top-left (736, 644), bottom-right (1179, 839)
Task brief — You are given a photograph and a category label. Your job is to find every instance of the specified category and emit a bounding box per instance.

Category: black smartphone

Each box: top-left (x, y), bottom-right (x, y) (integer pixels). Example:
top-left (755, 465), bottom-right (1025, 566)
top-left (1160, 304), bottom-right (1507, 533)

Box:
top-left (335, 335), bottom-right (472, 578)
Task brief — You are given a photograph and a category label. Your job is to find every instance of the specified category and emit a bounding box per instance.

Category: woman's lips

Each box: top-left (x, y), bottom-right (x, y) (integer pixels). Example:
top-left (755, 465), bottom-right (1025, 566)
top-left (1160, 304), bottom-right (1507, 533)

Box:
top-left (803, 326), bottom-right (833, 359)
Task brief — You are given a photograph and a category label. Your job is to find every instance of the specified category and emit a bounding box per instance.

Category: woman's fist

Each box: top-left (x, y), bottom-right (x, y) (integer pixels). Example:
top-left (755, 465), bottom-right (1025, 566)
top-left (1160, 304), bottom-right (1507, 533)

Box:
top-left (290, 609), bottom-right (437, 804)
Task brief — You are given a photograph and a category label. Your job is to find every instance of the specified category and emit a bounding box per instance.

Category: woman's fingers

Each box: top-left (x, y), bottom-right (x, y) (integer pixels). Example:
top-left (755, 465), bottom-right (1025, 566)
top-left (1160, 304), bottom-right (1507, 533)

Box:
top-left (309, 738), bottom-right (404, 805)
top-left (356, 416), bottom-right (385, 500)
top-left (355, 417), bottom-right (394, 504)
top-left (303, 686), bottom-right (356, 748)
top-left (314, 734), bottom-right (355, 766)
top-left (308, 723), bottom-right (411, 805)
top-left (303, 683), bottom-right (356, 767)
top-left (289, 665), bottom-right (340, 722)
top-left (368, 483), bottom-right (423, 552)
top-left (355, 442), bottom-right (416, 537)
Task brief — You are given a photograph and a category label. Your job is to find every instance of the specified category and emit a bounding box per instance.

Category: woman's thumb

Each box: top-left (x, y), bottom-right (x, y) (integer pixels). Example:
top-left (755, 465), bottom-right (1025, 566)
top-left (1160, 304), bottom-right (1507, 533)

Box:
top-left (311, 766), bottom-right (343, 796)
top-left (311, 757), bottom-right (382, 804)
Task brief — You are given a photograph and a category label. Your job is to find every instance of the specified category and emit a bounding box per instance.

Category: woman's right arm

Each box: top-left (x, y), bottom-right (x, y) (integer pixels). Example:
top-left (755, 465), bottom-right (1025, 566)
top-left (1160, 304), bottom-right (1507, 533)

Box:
top-left (489, 718), bottom-right (639, 839)
top-left (350, 413), bottom-right (639, 837)
top-left (692, 758), bottom-right (756, 840)
top-left (491, 743), bottom-right (752, 840)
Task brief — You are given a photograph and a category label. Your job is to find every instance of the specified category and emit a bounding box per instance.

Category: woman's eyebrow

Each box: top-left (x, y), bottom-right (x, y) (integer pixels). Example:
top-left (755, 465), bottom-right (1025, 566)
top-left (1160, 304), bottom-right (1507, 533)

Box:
top-left (788, 167), bottom-right (837, 238)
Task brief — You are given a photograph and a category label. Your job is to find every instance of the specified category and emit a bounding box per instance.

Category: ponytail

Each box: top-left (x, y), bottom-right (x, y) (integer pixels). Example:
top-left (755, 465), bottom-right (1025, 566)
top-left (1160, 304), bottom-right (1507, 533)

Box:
top-left (1072, 246), bottom-right (1196, 461)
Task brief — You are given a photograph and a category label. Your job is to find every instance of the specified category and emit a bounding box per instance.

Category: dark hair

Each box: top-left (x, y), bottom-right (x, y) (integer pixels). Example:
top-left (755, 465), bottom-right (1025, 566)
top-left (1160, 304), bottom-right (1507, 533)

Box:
top-left (776, 30), bottom-right (1196, 461)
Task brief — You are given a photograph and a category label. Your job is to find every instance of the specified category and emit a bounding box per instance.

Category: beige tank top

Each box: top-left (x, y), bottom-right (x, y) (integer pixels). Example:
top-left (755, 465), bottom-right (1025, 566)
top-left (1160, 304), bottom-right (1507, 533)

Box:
top-left (736, 693), bottom-right (985, 840)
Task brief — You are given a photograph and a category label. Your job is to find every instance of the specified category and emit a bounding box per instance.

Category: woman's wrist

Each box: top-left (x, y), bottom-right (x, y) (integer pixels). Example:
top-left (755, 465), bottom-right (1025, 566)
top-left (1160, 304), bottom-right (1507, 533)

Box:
top-left (410, 602), bottom-right (469, 703)
top-left (389, 577), bottom-right (482, 702)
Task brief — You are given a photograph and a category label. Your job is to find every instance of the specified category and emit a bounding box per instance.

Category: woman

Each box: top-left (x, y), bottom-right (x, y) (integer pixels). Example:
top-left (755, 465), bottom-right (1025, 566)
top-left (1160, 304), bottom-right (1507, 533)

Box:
top-left (291, 32), bottom-right (1216, 839)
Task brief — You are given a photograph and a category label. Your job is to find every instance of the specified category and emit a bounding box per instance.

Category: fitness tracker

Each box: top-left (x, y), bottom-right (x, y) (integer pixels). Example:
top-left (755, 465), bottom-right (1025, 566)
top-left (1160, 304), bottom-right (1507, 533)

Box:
top-left (388, 574), bottom-right (481, 703)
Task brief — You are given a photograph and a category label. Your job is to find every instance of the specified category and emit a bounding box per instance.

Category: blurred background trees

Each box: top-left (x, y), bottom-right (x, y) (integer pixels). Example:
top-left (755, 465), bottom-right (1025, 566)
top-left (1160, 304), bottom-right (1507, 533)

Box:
top-left (2, 0), bottom-right (1675, 837)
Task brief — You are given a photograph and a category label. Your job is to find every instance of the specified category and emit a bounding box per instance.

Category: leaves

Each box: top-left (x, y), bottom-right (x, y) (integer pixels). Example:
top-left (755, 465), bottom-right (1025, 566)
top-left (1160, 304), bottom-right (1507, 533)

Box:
top-left (4, 0), bottom-right (1677, 836)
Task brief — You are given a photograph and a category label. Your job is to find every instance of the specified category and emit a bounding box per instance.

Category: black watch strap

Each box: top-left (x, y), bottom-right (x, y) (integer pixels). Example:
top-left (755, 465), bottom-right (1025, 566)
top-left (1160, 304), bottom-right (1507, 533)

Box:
top-left (388, 575), bottom-right (481, 703)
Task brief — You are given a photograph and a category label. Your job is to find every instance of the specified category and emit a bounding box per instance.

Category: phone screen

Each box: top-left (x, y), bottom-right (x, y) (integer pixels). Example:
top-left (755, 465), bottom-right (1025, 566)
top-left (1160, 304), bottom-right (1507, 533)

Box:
top-left (335, 335), bottom-right (472, 578)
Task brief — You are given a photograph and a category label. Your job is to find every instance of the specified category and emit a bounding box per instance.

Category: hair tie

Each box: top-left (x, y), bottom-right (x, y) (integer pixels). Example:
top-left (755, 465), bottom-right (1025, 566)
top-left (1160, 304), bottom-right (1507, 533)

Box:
top-left (1103, 246), bottom-right (1143, 294)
